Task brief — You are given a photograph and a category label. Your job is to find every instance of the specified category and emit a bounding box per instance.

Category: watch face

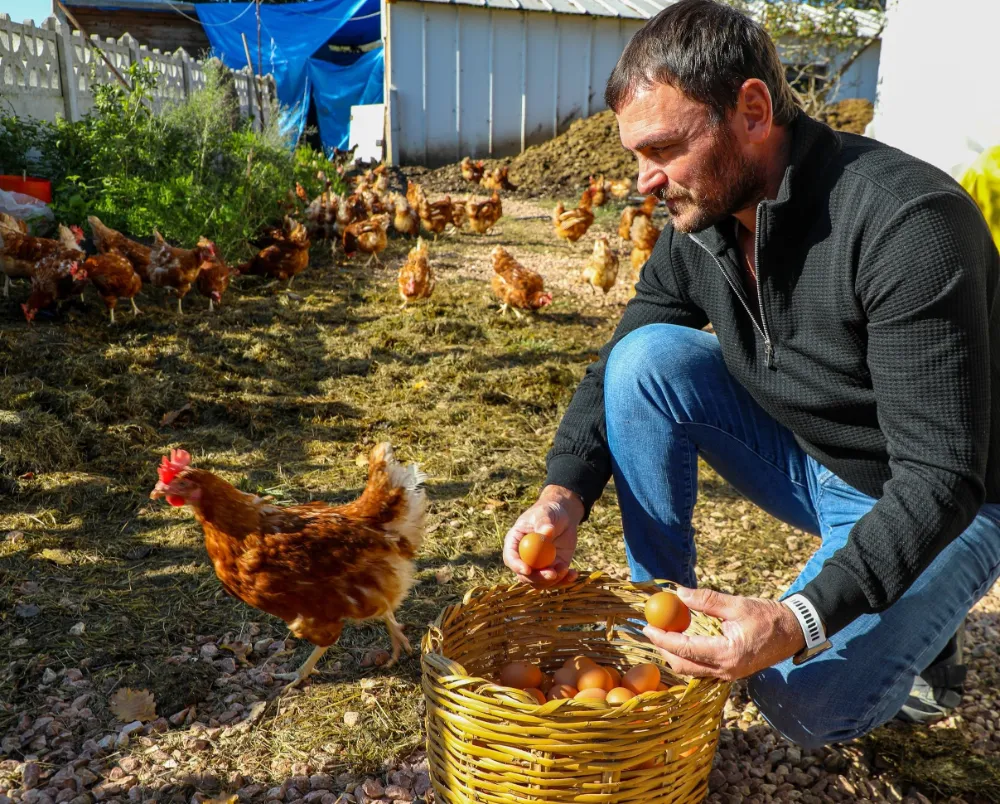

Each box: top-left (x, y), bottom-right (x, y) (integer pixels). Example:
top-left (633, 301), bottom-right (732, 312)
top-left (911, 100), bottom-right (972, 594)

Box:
top-left (792, 639), bottom-right (832, 666)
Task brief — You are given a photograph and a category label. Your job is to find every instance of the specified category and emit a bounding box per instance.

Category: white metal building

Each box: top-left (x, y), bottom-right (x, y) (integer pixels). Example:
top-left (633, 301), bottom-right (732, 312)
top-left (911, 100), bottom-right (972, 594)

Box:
top-left (381, 0), bottom-right (882, 166)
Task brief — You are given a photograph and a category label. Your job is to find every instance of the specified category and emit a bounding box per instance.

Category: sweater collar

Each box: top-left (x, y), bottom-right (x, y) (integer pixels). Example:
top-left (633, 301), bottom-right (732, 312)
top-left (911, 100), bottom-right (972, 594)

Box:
top-left (690, 112), bottom-right (842, 256)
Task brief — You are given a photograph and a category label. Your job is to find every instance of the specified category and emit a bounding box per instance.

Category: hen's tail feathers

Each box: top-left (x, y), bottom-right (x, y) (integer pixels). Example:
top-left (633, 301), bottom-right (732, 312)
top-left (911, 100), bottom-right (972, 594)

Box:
top-left (364, 442), bottom-right (427, 552)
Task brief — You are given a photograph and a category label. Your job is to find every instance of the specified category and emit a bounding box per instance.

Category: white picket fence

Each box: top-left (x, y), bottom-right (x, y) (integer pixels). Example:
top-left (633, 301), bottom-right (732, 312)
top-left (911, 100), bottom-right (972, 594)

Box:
top-left (0, 13), bottom-right (276, 125)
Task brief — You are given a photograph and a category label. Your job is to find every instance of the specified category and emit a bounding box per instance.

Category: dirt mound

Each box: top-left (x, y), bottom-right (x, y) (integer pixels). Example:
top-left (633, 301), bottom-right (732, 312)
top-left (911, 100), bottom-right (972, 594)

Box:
top-left (408, 99), bottom-right (876, 199)
top-left (405, 110), bottom-right (632, 200)
top-left (820, 98), bottom-right (874, 135)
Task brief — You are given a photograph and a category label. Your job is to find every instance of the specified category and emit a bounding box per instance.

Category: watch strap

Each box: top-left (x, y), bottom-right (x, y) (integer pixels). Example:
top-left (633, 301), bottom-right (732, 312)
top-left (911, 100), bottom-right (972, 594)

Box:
top-left (782, 593), bottom-right (827, 649)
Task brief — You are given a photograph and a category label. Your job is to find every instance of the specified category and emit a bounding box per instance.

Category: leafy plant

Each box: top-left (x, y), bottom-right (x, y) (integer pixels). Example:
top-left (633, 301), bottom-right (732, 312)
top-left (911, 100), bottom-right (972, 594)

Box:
top-left (17, 60), bottom-right (344, 262)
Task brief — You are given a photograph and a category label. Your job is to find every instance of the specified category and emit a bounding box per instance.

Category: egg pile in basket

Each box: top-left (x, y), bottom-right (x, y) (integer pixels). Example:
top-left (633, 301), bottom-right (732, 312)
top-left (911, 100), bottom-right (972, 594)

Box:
top-left (421, 570), bottom-right (731, 804)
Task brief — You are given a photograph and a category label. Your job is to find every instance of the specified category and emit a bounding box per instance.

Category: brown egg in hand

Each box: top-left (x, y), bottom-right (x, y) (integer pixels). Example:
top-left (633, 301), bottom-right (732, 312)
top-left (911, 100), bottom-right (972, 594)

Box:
top-left (518, 532), bottom-right (556, 569)
top-left (645, 591), bottom-right (691, 633)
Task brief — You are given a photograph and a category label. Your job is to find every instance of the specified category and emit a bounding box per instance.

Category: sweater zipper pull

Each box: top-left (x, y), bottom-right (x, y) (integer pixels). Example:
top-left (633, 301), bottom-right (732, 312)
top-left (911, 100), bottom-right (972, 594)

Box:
top-left (765, 339), bottom-right (775, 369)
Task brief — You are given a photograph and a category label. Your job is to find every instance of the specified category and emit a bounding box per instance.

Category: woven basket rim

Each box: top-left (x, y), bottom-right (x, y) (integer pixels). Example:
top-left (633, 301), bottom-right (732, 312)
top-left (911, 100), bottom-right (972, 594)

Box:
top-left (421, 570), bottom-right (728, 712)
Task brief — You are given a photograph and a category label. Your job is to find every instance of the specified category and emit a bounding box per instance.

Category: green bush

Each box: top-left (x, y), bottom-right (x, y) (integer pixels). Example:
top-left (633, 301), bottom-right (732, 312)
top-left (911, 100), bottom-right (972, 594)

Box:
top-left (2, 61), bottom-right (345, 261)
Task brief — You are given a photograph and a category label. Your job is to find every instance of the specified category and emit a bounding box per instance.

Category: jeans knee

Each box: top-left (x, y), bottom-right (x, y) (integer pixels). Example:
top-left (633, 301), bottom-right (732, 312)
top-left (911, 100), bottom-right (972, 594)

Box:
top-left (605, 324), bottom-right (718, 416)
top-left (748, 669), bottom-right (878, 750)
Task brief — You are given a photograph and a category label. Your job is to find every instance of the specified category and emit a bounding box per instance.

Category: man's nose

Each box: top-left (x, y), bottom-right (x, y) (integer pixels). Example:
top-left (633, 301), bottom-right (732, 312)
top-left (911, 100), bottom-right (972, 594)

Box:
top-left (636, 159), bottom-right (666, 196)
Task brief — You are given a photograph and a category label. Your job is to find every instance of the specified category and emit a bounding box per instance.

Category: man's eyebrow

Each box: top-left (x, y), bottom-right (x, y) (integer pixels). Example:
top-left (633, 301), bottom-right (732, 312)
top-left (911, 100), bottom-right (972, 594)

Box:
top-left (628, 134), bottom-right (681, 152)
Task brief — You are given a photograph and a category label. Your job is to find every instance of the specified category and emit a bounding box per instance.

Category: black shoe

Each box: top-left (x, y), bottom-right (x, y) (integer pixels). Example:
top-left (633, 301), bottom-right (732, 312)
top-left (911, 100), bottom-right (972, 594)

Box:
top-left (895, 621), bottom-right (967, 725)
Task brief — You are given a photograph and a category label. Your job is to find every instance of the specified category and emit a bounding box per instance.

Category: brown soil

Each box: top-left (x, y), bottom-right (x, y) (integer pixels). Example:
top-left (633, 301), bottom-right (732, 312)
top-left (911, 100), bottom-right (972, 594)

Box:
top-left (406, 99), bottom-right (877, 201)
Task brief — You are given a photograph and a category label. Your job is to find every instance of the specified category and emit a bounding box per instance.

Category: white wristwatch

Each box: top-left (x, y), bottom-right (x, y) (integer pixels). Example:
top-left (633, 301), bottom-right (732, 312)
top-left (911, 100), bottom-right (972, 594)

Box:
top-left (782, 593), bottom-right (832, 665)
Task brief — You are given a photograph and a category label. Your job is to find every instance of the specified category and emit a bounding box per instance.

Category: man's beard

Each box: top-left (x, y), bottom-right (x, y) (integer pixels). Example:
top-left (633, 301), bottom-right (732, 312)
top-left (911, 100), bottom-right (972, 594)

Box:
top-left (656, 130), bottom-right (767, 233)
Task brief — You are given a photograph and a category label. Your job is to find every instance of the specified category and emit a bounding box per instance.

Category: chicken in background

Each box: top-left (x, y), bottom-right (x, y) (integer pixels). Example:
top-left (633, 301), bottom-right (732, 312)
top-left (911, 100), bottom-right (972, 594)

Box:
top-left (588, 175), bottom-right (610, 207)
top-left (460, 157), bottom-right (485, 185)
top-left (343, 213), bottom-right (390, 266)
top-left (149, 442), bottom-right (427, 688)
top-left (481, 165), bottom-right (516, 193)
top-left (196, 250), bottom-right (235, 312)
top-left (238, 217), bottom-right (311, 288)
top-left (450, 201), bottom-right (468, 231)
top-left (629, 213), bottom-right (662, 292)
top-left (552, 188), bottom-right (595, 243)
top-left (490, 245), bottom-right (552, 319)
top-left (21, 250), bottom-right (89, 323)
top-left (84, 249), bottom-right (143, 324)
top-left (88, 215), bottom-right (153, 283)
top-left (148, 231), bottom-right (217, 314)
top-left (619, 195), bottom-right (659, 241)
top-left (608, 178), bottom-right (633, 200)
top-left (335, 193), bottom-right (368, 240)
top-left (582, 235), bottom-right (619, 297)
top-left (0, 224), bottom-right (84, 298)
top-left (415, 191), bottom-right (454, 239)
top-left (0, 213), bottom-right (28, 235)
top-left (466, 191), bottom-right (503, 235)
top-left (391, 193), bottom-right (420, 237)
top-left (397, 237), bottom-right (434, 308)
top-left (304, 187), bottom-right (338, 241)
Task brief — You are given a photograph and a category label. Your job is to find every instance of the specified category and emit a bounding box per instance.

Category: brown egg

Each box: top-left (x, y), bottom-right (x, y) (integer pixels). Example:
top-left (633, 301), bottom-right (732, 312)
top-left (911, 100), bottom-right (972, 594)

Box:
top-left (552, 666), bottom-right (579, 687)
top-left (539, 674), bottom-right (554, 694)
top-left (605, 666), bottom-right (622, 688)
top-left (547, 684), bottom-right (578, 700)
top-left (623, 663), bottom-right (661, 694)
top-left (645, 591), bottom-right (691, 632)
top-left (524, 688), bottom-right (546, 705)
top-left (499, 661), bottom-right (543, 690)
top-left (606, 687), bottom-right (635, 705)
top-left (656, 681), bottom-right (668, 692)
top-left (563, 655), bottom-right (598, 675)
top-left (518, 532), bottom-right (556, 569)
top-left (577, 666), bottom-right (614, 692)
top-left (574, 687), bottom-right (608, 702)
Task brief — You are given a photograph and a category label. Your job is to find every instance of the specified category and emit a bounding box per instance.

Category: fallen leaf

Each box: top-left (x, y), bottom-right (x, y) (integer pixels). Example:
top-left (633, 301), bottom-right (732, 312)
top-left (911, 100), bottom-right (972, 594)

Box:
top-left (204, 796), bottom-right (239, 804)
top-left (38, 548), bottom-right (73, 565)
top-left (109, 688), bottom-right (157, 724)
top-left (160, 403), bottom-right (195, 428)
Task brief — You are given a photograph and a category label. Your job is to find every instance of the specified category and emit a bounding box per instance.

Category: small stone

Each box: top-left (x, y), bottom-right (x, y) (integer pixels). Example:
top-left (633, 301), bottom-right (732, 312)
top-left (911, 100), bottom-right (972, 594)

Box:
top-left (360, 780), bottom-right (383, 799)
top-left (16, 603), bottom-right (41, 619)
top-left (303, 793), bottom-right (326, 803)
top-left (411, 774), bottom-right (430, 797)
top-left (22, 762), bottom-right (41, 790)
top-left (708, 768), bottom-right (727, 792)
top-left (69, 623), bottom-right (86, 636)
top-left (266, 788), bottom-right (284, 801)
top-left (116, 721), bottom-right (143, 748)
top-left (216, 658), bottom-right (237, 675)
top-left (309, 775), bottom-right (334, 791)
top-left (41, 668), bottom-right (58, 685)
top-left (55, 791), bottom-right (76, 803)
top-left (384, 786), bottom-right (411, 802)
top-left (119, 758), bottom-right (141, 774)
top-left (62, 669), bottom-right (84, 682)
top-left (146, 718), bottom-right (168, 734)
top-left (75, 770), bottom-right (99, 786)
top-left (200, 644), bottom-right (219, 659)
top-left (253, 638), bottom-right (274, 655)
top-left (343, 712), bottom-right (361, 728)
top-left (320, 796), bottom-right (337, 804)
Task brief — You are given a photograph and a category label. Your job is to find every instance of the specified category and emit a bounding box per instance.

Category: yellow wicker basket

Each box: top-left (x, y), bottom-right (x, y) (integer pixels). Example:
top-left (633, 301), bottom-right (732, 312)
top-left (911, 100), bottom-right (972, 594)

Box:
top-left (421, 571), bottom-right (731, 804)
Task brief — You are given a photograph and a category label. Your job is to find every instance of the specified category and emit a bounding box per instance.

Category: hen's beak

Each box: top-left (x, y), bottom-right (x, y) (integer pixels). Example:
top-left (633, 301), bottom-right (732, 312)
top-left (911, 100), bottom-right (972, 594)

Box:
top-left (150, 481), bottom-right (168, 500)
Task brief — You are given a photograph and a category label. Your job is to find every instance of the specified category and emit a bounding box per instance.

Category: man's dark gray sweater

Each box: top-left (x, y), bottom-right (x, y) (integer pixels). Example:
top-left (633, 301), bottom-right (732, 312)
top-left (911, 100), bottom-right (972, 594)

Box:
top-left (545, 112), bottom-right (1000, 638)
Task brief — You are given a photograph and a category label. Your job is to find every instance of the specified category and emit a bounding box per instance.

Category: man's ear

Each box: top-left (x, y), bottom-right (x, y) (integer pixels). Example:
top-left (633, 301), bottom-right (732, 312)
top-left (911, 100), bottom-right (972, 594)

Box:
top-left (736, 78), bottom-right (774, 144)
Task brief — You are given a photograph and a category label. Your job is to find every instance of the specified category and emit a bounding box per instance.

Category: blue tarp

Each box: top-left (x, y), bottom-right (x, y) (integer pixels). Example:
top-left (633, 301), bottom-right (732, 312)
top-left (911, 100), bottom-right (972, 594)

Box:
top-left (194, 0), bottom-right (381, 151)
top-left (308, 47), bottom-right (383, 151)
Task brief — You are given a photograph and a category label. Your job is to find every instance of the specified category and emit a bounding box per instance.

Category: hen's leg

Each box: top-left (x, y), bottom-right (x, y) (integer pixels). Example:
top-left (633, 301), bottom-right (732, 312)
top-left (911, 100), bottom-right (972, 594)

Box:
top-left (274, 645), bottom-right (330, 690)
top-left (176, 297), bottom-right (184, 315)
top-left (130, 298), bottom-right (142, 316)
top-left (382, 612), bottom-right (412, 668)
top-left (3, 275), bottom-right (9, 298)
top-left (208, 298), bottom-right (215, 313)
top-left (108, 307), bottom-right (115, 325)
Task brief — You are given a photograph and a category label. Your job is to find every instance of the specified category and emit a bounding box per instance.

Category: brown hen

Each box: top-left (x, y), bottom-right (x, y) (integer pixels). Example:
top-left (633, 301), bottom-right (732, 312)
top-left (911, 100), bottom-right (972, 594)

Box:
top-left (490, 245), bottom-right (552, 319)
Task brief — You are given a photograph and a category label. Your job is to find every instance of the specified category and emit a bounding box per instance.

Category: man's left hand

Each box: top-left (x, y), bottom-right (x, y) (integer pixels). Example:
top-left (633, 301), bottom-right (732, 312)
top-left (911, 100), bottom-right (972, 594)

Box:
top-left (642, 586), bottom-right (806, 681)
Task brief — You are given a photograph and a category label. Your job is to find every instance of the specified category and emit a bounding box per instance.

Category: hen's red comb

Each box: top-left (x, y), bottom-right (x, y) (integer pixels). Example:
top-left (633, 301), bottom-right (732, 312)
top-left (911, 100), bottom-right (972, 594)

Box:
top-left (157, 449), bottom-right (191, 485)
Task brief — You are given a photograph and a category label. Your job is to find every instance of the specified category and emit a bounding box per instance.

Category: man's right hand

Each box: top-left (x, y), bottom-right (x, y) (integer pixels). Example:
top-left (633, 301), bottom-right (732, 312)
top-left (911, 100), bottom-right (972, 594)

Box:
top-left (503, 485), bottom-right (585, 588)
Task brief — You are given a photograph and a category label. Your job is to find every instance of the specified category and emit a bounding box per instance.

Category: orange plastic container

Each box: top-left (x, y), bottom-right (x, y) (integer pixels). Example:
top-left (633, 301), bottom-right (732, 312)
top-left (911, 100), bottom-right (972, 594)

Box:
top-left (0, 175), bottom-right (52, 204)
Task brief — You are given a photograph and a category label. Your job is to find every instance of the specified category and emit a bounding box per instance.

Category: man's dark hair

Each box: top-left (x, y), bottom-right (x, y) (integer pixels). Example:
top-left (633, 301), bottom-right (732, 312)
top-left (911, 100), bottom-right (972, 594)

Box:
top-left (605, 0), bottom-right (800, 126)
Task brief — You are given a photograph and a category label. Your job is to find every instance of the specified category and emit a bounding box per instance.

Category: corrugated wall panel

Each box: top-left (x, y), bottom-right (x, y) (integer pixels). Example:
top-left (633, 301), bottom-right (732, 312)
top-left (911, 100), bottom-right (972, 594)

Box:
top-left (524, 14), bottom-right (557, 148)
top-left (388, 3), bottom-right (648, 165)
top-left (456, 9), bottom-right (493, 158)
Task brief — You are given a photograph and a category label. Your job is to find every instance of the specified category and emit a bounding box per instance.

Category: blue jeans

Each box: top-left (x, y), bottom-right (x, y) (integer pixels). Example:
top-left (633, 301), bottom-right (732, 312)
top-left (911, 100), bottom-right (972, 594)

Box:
top-left (604, 324), bottom-right (1000, 749)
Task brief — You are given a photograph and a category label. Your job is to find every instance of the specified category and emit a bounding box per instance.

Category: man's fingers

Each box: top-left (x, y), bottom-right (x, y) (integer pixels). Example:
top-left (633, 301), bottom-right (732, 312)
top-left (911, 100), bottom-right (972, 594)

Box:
top-left (655, 648), bottom-right (721, 679)
top-left (676, 586), bottom-right (740, 620)
top-left (644, 627), bottom-right (730, 666)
